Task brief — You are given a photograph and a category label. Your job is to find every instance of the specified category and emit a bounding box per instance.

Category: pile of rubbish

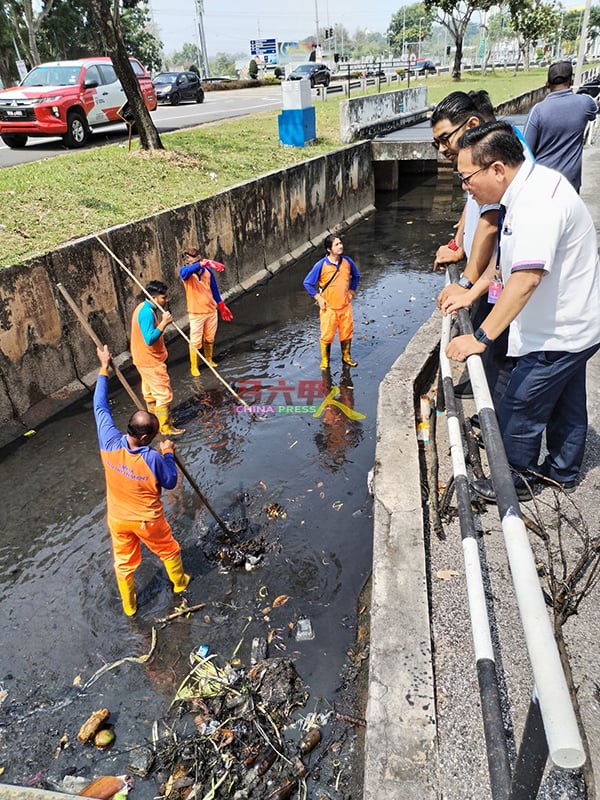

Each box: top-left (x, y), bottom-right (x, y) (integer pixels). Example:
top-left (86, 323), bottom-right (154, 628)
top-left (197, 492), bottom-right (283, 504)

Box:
top-left (147, 651), bottom-right (323, 799)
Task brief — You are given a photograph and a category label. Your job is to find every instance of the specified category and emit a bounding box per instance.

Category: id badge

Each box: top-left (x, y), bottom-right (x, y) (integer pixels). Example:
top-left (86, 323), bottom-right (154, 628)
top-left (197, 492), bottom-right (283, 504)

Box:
top-left (488, 279), bottom-right (503, 304)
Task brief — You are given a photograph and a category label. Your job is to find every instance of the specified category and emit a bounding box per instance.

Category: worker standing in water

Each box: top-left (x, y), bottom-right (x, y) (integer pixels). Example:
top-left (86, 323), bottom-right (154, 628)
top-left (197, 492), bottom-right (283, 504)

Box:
top-left (130, 280), bottom-right (184, 436)
top-left (303, 234), bottom-right (361, 369)
top-left (178, 248), bottom-right (233, 376)
top-left (94, 344), bottom-right (190, 616)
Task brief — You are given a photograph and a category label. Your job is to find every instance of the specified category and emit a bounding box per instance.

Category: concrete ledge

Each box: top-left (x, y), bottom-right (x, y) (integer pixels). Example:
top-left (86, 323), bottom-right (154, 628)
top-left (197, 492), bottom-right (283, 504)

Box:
top-left (339, 87), bottom-right (428, 144)
top-left (239, 269), bottom-right (271, 292)
top-left (364, 313), bottom-right (441, 799)
top-left (348, 108), bottom-right (431, 143)
top-left (0, 786), bottom-right (80, 800)
top-left (266, 253), bottom-right (295, 275)
top-left (371, 140), bottom-right (438, 162)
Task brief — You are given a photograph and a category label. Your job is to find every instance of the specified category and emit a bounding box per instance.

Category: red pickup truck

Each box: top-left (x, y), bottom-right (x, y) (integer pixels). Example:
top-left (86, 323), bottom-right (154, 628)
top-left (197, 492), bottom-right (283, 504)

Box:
top-left (0, 56), bottom-right (157, 149)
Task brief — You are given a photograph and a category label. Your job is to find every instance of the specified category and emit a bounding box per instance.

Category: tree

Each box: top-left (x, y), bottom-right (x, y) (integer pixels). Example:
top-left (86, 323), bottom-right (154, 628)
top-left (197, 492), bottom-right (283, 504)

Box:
top-left (169, 42), bottom-right (202, 70)
top-left (9, 0), bottom-right (164, 69)
top-left (0, 5), bottom-right (19, 86)
top-left (210, 52), bottom-right (238, 77)
top-left (388, 3), bottom-right (433, 58)
top-left (37, 0), bottom-right (102, 61)
top-left (86, 0), bottom-right (163, 150)
top-left (120, 2), bottom-right (162, 72)
top-left (508, 0), bottom-right (560, 71)
top-left (17, 0), bottom-right (55, 66)
top-left (423, 0), bottom-right (497, 79)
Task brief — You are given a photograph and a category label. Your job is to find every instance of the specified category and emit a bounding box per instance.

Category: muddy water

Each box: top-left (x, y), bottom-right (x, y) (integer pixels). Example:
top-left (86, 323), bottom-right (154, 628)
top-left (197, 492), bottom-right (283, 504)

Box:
top-left (0, 171), bottom-right (456, 796)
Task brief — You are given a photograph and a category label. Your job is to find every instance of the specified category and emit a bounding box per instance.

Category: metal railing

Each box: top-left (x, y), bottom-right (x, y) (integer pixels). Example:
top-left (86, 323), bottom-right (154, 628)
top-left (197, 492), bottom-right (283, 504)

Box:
top-left (437, 265), bottom-right (585, 799)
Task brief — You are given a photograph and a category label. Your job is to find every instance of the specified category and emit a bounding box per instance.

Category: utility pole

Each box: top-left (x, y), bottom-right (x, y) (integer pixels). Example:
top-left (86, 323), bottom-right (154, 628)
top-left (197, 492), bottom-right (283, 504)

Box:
top-left (314, 0), bottom-right (320, 47)
top-left (194, 0), bottom-right (210, 79)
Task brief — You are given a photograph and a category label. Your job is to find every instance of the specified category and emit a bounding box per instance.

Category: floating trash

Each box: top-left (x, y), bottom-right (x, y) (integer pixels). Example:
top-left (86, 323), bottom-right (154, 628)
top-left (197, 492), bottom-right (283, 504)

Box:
top-left (295, 618), bottom-right (315, 641)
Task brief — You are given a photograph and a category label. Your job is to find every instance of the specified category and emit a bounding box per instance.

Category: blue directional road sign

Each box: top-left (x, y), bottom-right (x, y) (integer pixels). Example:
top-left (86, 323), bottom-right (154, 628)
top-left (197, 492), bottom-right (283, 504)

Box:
top-left (250, 38), bottom-right (277, 57)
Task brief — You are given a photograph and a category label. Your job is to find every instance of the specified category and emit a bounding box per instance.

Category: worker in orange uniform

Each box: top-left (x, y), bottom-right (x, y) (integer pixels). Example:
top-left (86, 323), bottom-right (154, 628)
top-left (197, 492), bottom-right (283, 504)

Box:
top-left (130, 280), bottom-right (184, 436)
top-left (94, 344), bottom-right (190, 616)
top-left (178, 248), bottom-right (233, 376)
top-left (303, 234), bottom-right (361, 369)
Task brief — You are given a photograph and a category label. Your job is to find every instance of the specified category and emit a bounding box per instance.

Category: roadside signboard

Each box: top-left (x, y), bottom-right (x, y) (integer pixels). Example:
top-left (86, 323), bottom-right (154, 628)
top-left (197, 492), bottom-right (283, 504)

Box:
top-left (250, 38), bottom-right (278, 64)
top-left (16, 59), bottom-right (28, 80)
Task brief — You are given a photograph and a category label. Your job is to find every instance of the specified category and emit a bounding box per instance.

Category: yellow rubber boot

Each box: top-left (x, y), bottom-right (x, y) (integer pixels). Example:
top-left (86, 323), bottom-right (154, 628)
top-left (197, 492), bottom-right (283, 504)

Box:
top-left (203, 342), bottom-right (217, 367)
top-left (340, 340), bottom-right (358, 367)
top-left (156, 406), bottom-right (185, 436)
top-left (319, 342), bottom-right (331, 370)
top-left (189, 347), bottom-right (200, 377)
top-left (146, 400), bottom-right (156, 414)
top-left (116, 575), bottom-right (137, 617)
top-left (163, 554), bottom-right (190, 593)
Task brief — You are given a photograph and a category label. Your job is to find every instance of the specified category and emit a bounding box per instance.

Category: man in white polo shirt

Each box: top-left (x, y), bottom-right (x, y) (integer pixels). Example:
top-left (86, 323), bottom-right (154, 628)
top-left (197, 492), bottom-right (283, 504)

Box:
top-left (446, 121), bottom-right (600, 500)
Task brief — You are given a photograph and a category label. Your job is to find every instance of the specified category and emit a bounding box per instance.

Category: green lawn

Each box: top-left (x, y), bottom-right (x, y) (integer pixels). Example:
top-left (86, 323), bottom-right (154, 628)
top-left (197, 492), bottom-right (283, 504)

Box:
top-left (0, 68), bottom-right (546, 269)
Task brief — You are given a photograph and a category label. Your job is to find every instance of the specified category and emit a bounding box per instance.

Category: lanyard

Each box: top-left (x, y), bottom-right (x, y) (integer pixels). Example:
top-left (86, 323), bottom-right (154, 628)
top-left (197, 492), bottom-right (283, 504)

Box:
top-left (495, 204), bottom-right (506, 275)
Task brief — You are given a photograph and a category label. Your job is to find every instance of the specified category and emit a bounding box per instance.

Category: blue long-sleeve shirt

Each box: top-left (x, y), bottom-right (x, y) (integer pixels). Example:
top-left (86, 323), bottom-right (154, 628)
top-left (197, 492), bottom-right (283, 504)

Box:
top-left (137, 300), bottom-right (165, 346)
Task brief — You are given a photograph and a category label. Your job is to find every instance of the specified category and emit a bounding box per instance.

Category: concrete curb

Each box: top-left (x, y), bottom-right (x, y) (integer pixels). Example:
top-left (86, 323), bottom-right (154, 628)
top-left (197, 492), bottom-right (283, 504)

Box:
top-left (364, 313), bottom-right (441, 799)
top-left (0, 786), bottom-right (80, 799)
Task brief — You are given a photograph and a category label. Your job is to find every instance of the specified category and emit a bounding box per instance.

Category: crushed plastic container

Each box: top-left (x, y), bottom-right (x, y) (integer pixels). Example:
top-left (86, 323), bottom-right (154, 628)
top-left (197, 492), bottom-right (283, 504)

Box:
top-left (251, 636), bottom-right (268, 664)
top-left (295, 618), bottom-right (315, 641)
top-left (190, 644), bottom-right (209, 664)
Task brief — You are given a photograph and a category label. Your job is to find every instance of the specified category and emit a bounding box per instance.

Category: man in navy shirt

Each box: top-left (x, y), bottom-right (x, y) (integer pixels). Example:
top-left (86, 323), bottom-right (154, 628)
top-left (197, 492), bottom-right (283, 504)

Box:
top-left (523, 61), bottom-right (597, 192)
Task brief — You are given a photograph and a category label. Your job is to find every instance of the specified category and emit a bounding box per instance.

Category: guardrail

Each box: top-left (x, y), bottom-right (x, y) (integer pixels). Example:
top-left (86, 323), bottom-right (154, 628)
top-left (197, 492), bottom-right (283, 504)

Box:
top-left (438, 264), bottom-right (585, 799)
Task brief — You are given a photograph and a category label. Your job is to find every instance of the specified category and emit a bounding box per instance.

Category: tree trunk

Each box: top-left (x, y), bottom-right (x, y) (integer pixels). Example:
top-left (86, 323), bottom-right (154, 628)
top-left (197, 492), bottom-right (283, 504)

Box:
top-left (452, 39), bottom-right (463, 80)
top-left (87, 0), bottom-right (163, 151)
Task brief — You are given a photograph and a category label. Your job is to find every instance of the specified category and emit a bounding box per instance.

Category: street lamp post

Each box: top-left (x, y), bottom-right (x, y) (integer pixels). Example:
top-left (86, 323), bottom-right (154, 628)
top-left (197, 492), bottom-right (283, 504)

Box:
top-left (418, 17), bottom-right (424, 59)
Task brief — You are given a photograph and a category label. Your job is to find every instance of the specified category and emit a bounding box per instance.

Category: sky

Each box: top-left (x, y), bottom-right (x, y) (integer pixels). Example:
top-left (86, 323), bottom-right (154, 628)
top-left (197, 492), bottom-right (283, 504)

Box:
top-left (148, 0), bottom-right (402, 58)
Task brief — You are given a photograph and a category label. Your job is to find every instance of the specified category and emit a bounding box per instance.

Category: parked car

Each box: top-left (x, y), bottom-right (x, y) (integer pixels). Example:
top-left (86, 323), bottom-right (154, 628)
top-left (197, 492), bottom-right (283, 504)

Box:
top-left (153, 71), bottom-right (204, 105)
top-left (0, 56), bottom-right (156, 149)
top-left (286, 62), bottom-right (331, 88)
top-left (415, 60), bottom-right (437, 76)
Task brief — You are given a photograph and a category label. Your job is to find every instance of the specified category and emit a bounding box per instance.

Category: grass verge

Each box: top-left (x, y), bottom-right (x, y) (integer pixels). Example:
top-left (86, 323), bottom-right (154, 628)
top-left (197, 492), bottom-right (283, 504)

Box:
top-left (0, 68), bottom-right (546, 269)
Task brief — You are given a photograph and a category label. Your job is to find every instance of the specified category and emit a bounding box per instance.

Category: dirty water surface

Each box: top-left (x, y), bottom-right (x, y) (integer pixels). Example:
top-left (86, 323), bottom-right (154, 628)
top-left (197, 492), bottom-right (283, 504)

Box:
top-left (0, 173), bottom-right (455, 798)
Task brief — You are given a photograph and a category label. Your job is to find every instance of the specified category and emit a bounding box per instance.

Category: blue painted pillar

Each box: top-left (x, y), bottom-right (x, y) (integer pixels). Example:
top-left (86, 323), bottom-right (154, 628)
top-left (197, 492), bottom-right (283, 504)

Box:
top-left (278, 80), bottom-right (316, 147)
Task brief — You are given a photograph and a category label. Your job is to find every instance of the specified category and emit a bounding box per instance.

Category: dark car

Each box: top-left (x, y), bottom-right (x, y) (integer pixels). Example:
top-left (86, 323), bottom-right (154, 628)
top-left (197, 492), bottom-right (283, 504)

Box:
top-left (287, 62), bottom-right (331, 88)
top-left (153, 71), bottom-right (204, 105)
top-left (415, 60), bottom-right (437, 76)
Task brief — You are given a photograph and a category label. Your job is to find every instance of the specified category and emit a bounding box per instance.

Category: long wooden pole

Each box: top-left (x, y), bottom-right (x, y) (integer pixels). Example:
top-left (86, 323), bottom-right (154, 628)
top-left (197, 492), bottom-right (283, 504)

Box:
top-left (56, 282), bottom-right (233, 537)
top-left (93, 234), bottom-right (251, 411)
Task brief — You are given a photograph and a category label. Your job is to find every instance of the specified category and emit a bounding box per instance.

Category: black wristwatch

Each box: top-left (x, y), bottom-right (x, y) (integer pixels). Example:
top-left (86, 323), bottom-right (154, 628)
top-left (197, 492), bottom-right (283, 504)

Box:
top-left (458, 275), bottom-right (473, 290)
top-left (473, 326), bottom-right (494, 346)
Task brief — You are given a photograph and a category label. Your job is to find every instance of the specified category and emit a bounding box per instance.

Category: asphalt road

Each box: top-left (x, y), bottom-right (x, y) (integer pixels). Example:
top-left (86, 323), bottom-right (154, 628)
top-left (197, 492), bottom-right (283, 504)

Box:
top-left (0, 84), bottom-right (283, 168)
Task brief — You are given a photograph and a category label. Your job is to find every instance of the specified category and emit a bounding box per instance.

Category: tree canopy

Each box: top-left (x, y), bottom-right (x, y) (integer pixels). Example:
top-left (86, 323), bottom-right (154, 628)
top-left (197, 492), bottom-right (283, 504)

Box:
top-left (387, 3), bottom-right (433, 58)
top-left (423, 0), bottom-right (497, 79)
top-left (1, 0), bottom-right (162, 78)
